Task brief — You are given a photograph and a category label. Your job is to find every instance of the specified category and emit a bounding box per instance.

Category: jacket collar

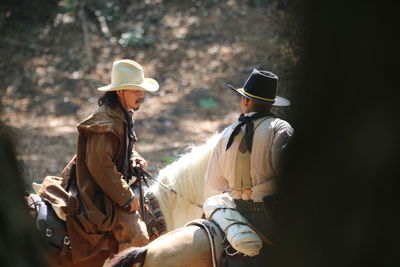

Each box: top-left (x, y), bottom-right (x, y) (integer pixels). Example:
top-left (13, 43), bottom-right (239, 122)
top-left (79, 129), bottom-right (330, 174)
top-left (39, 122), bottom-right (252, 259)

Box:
top-left (77, 104), bottom-right (128, 135)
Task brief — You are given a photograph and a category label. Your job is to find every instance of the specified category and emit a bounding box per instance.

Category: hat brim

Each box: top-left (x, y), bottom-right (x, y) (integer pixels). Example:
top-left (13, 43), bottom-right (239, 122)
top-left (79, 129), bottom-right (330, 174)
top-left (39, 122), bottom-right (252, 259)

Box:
top-left (98, 77), bottom-right (159, 92)
top-left (227, 84), bottom-right (290, 107)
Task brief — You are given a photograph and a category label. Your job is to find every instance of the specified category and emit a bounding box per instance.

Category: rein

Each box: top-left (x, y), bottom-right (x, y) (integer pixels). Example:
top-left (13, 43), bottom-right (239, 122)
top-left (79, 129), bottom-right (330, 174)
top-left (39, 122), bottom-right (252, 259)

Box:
top-left (138, 168), bottom-right (204, 209)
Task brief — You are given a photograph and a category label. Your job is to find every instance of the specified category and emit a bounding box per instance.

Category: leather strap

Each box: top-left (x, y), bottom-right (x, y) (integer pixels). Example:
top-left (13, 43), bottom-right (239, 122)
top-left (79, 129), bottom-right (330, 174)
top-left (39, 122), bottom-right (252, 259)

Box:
top-left (228, 221), bottom-right (275, 247)
top-left (58, 236), bottom-right (71, 264)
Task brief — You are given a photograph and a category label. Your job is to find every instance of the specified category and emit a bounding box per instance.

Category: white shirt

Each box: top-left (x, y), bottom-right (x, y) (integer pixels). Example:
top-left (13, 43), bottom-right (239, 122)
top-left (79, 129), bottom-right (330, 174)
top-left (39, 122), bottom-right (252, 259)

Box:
top-left (205, 113), bottom-right (293, 201)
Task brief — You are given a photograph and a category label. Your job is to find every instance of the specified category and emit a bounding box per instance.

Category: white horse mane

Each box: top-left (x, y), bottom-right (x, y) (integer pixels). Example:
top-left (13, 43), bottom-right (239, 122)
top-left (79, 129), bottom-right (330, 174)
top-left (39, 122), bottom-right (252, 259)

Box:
top-left (150, 133), bottom-right (221, 231)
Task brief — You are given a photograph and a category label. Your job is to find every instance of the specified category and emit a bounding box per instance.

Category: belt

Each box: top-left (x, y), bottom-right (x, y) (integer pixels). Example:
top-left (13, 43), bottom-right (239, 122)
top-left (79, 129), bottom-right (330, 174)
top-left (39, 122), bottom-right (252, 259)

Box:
top-left (234, 199), bottom-right (265, 212)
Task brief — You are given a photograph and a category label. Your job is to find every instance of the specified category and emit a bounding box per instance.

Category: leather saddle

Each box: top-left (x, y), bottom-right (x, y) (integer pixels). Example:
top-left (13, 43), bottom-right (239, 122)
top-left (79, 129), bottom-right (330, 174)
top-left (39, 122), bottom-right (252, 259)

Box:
top-left (26, 193), bottom-right (71, 252)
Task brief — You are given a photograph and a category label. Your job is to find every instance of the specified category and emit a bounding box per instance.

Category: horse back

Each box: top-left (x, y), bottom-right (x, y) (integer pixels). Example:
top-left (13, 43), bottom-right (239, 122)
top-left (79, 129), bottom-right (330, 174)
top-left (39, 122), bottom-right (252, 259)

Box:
top-left (144, 220), bottom-right (224, 267)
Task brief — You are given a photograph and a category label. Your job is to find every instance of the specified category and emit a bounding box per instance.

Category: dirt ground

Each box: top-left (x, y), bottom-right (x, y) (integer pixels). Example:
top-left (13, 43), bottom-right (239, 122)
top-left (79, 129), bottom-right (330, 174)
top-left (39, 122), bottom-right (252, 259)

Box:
top-left (1, 1), bottom-right (297, 183)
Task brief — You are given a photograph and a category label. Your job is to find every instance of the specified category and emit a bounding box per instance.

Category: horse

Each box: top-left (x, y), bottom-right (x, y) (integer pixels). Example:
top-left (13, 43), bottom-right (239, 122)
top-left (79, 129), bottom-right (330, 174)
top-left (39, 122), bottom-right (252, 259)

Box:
top-left (104, 221), bottom-right (225, 267)
top-left (27, 133), bottom-right (221, 267)
top-left (148, 133), bottom-right (220, 231)
top-left (103, 134), bottom-right (229, 267)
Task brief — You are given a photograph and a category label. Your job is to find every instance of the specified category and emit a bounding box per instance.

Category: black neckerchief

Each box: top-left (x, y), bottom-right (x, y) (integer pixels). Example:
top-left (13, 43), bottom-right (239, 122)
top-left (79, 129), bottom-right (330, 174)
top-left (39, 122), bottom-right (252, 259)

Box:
top-left (226, 111), bottom-right (275, 153)
top-left (121, 106), bottom-right (137, 183)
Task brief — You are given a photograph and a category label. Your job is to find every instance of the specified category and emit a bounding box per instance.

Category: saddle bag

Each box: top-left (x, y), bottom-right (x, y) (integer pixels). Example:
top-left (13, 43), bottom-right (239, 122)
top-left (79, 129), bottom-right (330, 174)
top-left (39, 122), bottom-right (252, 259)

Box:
top-left (30, 194), bottom-right (71, 252)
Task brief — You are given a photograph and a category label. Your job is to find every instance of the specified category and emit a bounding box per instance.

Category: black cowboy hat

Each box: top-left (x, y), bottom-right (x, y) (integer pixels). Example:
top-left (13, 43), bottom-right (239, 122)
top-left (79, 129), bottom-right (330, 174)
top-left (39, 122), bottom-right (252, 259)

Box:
top-left (227, 69), bottom-right (290, 106)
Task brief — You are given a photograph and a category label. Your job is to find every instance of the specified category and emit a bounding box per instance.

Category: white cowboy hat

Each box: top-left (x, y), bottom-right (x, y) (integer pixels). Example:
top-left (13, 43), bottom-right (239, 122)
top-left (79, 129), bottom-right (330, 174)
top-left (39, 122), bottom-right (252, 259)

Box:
top-left (98, 59), bottom-right (159, 92)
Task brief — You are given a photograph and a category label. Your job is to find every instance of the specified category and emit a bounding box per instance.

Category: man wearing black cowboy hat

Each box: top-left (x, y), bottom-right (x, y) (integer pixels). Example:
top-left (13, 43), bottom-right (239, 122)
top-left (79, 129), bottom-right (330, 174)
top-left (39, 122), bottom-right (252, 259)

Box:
top-left (204, 69), bottom-right (293, 266)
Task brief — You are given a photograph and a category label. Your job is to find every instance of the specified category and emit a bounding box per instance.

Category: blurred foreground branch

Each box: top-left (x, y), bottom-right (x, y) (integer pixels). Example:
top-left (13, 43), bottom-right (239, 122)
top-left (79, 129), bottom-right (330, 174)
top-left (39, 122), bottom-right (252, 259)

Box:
top-left (78, 4), bottom-right (93, 66)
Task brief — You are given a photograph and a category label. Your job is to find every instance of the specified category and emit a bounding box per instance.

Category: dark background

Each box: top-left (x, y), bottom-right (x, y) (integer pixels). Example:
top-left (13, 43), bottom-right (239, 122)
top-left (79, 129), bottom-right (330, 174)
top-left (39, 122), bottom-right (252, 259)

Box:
top-left (273, 1), bottom-right (400, 266)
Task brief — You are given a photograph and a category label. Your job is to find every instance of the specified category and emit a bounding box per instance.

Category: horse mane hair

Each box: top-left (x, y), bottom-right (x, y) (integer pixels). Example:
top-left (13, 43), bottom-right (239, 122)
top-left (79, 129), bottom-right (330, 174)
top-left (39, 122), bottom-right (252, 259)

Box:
top-left (150, 133), bottom-right (221, 231)
top-left (104, 246), bottom-right (147, 267)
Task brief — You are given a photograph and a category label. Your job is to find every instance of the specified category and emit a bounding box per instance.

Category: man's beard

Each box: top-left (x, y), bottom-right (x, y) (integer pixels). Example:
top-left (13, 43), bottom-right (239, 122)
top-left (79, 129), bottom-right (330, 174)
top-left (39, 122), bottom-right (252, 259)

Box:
top-left (133, 97), bottom-right (144, 111)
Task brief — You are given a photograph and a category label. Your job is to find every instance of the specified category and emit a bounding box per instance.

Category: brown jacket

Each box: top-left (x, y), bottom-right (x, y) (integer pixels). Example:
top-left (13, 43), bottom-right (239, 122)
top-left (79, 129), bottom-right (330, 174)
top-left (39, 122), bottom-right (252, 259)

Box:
top-left (66, 104), bottom-right (136, 263)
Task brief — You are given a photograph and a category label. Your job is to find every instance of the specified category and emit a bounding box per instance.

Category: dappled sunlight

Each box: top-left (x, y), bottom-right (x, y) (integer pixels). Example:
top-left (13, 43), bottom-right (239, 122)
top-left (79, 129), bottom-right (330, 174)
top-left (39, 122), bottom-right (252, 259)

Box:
top-left (162, 14), bottom-right (199, 39)
top-left (1, 0), bottom-right (297, 181)
top-left (179, 118), bottom-right (223, 135)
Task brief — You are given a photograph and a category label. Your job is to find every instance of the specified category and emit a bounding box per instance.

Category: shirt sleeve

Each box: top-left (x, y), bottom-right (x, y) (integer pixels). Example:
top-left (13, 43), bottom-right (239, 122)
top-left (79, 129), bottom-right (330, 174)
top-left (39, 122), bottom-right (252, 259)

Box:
top-left (85, 132), bottom-right (134, 207)
top-left (205, 136), bottom-right (229, 193)
top-left (271, 121), bottom-right (294, 174)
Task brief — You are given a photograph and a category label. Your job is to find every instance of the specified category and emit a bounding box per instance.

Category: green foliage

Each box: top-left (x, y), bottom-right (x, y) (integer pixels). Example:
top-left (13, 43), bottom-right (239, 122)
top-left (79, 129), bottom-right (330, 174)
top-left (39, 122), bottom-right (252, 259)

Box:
top-left (119, 27), bottom-right (155, 48)
top-left (248, 0), bottom-right (273, 7)
top-left (161, 154), bottom-right (176, 165)
top-left (59, 0), bottom-right (124, 22)
top-left (199, 97), bottom-right (218, 109)
top-left (59, 0), bottom-right (78, 14)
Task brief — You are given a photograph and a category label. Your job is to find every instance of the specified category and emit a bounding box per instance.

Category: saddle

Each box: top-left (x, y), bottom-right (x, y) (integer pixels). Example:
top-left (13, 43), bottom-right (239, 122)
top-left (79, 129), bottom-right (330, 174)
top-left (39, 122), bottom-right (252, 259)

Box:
top-left (185, 219), bottom-right (225, 267)
top-left (26, 194), bottom-right (71, 255)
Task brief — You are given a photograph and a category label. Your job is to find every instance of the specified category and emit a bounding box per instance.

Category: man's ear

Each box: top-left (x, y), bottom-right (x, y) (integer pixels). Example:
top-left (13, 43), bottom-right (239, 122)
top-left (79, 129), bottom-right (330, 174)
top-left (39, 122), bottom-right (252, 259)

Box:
top-left (116, 90), bottom-right (123, 96)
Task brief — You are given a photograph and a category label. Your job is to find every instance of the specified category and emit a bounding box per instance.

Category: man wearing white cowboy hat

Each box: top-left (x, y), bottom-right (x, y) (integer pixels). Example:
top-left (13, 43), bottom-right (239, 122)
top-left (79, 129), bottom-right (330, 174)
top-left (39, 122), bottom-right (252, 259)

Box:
top-left (64, 59), bottom-right (159, 263)
top-left (203, 69), bottom-right (293, 266)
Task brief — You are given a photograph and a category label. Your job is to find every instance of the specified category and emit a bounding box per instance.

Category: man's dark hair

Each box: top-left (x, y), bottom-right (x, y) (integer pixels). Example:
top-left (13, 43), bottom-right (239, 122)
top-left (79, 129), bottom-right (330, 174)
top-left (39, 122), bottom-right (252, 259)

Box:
top-left (245, 97), bottom-right (273, 112)
top-left (251, 100), bottom-right (273, 112)
top-left (98, 91), bottom-right (119, 108)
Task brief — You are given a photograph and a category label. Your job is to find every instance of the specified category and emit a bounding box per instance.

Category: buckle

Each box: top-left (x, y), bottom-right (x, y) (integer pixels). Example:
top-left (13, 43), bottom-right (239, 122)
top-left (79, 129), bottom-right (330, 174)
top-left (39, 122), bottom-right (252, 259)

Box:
top-left (63, 236), bottom-right (70, 246)
top-left (45, 228), bottom-right (53, 237)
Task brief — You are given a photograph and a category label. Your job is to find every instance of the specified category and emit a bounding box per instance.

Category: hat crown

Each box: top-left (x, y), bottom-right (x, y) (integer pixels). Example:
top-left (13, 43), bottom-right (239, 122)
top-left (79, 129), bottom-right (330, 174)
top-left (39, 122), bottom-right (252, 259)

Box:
top-left (227, 68), bottom-right (290, 106)
top-left (111, 60), bottom-right (144, 86)
top-left (97, 59), bottom-right (159, 92)
top-left (242, 69), bottom-right (278, 100)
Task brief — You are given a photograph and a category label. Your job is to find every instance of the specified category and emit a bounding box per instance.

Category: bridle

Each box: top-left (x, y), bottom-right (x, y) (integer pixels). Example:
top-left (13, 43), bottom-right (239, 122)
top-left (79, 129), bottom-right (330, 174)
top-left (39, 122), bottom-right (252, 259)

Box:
top-left (133, 167), bottom-right (204, 209)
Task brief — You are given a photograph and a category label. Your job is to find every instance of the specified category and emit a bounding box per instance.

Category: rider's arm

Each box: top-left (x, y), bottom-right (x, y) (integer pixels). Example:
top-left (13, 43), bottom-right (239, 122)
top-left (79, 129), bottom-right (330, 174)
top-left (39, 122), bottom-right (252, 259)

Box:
top-left (85, 132), bottom-right (135, 207)
top-left (271, 120), bottom-right (294, 175)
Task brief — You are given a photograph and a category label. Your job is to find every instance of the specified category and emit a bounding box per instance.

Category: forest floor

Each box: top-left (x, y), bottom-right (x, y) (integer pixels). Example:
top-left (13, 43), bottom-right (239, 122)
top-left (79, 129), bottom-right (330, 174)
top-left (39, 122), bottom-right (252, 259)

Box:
top-left (0, 0), bottom-right (296, 182)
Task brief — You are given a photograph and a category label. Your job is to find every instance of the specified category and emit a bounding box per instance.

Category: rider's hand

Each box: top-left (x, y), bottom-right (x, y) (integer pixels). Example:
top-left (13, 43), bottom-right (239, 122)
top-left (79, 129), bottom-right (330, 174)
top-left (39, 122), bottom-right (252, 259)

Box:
top-left (129, 196), bottom-right (140, 213)
top-left (132, 156), bottom-right (148, 170)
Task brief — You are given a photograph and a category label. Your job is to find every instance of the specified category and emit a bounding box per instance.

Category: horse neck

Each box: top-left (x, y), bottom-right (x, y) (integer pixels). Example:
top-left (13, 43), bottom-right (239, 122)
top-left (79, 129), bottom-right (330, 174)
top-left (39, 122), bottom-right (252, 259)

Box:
top-left (151, 134), bottom-right (220, 231)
